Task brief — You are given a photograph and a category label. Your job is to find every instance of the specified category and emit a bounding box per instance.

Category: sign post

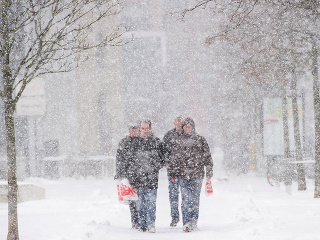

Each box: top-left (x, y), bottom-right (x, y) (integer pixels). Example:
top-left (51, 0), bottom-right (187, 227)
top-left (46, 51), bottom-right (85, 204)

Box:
top-left (263, 97), bottom-right (303, 156)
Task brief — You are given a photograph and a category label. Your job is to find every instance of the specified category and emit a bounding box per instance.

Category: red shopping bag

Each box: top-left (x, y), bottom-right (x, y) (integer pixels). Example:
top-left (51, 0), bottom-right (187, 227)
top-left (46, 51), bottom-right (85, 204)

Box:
top-left (117, 178), bottom-right (138, 203)
top-left (205, 180), bottom-right (213, 196)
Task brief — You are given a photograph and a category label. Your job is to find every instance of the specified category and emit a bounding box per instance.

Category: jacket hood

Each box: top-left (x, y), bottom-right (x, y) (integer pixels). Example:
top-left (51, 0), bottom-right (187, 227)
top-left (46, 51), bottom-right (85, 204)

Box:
top-left (182, 117), bottom-right (196, 134)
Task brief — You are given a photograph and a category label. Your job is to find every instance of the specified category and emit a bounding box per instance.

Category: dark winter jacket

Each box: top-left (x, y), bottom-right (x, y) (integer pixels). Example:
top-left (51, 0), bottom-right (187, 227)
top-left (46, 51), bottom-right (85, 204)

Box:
top-left (163, 128), bottom-right (182, 165)
top-left (122, 135), bottom-right (165, 190)
top-left (115, 135), bottom-right (136, 179)
top-left (169, 132), bottom-right (213, 180)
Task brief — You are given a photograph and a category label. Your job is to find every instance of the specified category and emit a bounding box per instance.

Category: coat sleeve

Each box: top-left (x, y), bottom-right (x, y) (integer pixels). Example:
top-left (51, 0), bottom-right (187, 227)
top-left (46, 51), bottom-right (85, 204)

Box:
top-left (154, 138), bottom-right (166, 169)
top-left (168, 141), bottom-right (180, 178)
top-left (115, 138), bottom-right (127, 179)
top-left (162, 131), bottom-right (172, 165)
top-left (201, 136), bottom-right (213, 179)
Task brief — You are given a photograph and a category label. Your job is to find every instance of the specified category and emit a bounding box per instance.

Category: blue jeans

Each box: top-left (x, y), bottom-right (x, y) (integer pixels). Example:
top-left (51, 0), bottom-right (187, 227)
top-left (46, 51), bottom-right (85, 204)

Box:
top-left (136, 189), bottom-right (157, 230)
top-left (167, 172), bottom-right (180, 222)
top-left (179, 179), bottom-right (203, 227)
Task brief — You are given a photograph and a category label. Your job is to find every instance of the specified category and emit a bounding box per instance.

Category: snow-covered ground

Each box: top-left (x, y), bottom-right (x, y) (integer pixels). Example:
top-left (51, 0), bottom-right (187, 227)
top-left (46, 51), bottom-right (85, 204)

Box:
top-left (1, 152), bottom-right (320, 240)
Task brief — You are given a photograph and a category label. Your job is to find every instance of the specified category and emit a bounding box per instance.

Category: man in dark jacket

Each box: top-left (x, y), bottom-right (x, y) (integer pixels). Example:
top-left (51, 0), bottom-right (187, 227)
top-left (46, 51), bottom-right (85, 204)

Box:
top-left (169, 117), bottom-right (213, 232)
top-left (130, 119), bottom-right (165, 233)
top-left (115, 125), bottom-right (139, 229)
top-left (163, 116), bottom-right (183, 227)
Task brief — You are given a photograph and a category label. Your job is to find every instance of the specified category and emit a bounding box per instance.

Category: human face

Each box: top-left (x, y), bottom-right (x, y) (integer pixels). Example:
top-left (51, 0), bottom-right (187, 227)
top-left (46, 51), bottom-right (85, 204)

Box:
top-left (139, 122), bottom-right (151, 138)
top-left (174, 119), bottom-right (182, 132)
top-left (129, 128), bottom-right (139, 138)
top-left (183, 124), bottom-right (193, 135)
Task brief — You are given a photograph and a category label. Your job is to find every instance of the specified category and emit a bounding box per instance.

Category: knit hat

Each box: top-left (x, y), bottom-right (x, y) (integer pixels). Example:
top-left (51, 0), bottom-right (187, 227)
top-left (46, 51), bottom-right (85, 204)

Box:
top-left (182, 117), bottom-right (196, 133)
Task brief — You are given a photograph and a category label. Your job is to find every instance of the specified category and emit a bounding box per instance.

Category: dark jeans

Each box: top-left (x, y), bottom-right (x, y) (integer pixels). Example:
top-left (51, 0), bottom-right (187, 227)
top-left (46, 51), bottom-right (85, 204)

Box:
top-left (167, 172), bottom-right (180, 222)
top-left (128, 200), bottom-right (139, 228)
top-left (179, 178), bottom-right (203, 227)
top-left (136, 189), bottom-right (157, 230)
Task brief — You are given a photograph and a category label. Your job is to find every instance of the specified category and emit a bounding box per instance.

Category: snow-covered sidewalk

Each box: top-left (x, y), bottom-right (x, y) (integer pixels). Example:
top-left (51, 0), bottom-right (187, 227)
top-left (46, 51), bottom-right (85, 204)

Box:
top-left (1, 168), bottom-right (320, 240)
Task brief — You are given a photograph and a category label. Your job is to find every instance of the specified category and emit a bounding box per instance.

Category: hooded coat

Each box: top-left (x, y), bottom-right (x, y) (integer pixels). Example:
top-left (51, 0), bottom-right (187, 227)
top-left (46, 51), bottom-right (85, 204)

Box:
top-left (169, 118), bottom-right (213, 180)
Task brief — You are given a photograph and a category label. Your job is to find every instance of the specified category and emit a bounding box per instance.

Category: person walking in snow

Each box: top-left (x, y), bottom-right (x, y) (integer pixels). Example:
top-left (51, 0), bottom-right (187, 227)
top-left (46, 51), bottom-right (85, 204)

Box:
top-left (130, 119), bottom-right (165, 233)
top-left (114, 125), bottom-right (140, 229)
top-left (169, 117), bottom-right (213, 232)
top-left (163, 116), bottom-right (183, 227)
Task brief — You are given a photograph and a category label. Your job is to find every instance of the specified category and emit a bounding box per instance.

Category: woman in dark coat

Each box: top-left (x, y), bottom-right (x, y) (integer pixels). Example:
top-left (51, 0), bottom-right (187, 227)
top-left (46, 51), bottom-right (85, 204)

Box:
top-left (115, 126), bottom-right (140, 229)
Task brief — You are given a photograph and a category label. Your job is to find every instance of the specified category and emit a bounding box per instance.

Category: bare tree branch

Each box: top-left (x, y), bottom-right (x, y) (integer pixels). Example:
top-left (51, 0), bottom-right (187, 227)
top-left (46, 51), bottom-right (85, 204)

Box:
top-left (0, 2), bottom-right (127, 238)
top-left (0, 0), bottom-right (126, 104)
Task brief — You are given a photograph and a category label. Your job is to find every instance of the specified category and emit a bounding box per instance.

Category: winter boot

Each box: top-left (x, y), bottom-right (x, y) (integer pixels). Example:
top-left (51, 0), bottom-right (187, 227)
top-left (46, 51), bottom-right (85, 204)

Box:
top-left (170, 219), bottom-right (178, 227)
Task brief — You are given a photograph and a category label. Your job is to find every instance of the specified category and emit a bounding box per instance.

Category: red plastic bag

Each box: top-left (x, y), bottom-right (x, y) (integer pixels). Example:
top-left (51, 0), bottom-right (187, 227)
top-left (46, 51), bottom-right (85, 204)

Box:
top-left (205, 180), bottom-right (213, 196)
top-left (117, 178), bottom-right (138, 203)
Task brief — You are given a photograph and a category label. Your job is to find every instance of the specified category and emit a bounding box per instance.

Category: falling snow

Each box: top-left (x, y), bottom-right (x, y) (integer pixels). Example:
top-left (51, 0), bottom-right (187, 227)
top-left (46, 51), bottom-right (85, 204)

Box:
top-left (0, 0), bottom-right (320, 239)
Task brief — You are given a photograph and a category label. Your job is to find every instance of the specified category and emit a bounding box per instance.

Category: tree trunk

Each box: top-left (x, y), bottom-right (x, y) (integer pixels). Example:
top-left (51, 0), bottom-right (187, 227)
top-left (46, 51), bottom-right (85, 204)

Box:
top-left (283, 96), bottom-right (290, 159)
top-left (282, 93), bottom-right (292, 192)
top-left (5, 103), bottom-right (19, 240)
top-left (3, 31), bottom-right (19, 240)
top-left (1, 1), bottom-right (19, 237)
top-left (291, 71), bottom-right (306, 191)
top-left (312, 37), bottom-right (320, 198)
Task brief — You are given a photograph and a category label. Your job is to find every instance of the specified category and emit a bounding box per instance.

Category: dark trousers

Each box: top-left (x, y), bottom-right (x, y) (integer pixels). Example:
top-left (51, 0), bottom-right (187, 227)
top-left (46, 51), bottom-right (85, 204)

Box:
top-left (129, 200), bottom-right (139, 228)
top-left (167, 172), bottom-right (180, 222)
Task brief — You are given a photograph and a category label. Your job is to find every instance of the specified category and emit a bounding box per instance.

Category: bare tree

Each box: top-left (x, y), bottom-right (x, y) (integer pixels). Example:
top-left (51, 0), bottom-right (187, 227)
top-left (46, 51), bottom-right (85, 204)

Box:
top-left (180, 0), bottom-right (320, 194)
top-left (311, 36), bottom-right (320, 198)
top-left (0, 1), bottom-right (126, 239)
